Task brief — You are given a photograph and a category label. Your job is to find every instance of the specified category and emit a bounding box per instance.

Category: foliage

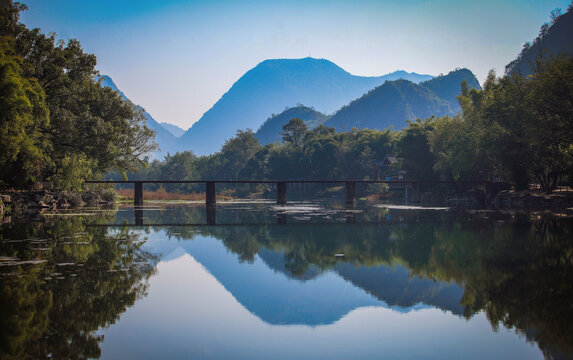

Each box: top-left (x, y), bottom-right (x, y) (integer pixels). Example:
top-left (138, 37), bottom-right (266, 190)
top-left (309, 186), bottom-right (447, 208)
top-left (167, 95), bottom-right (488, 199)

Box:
top-left (453, 57), bottom-right (573, 192)
top-left (255, 105), bottom-right (329, 145)
top-left (0, 1), bottom-right (156, 189)
top-left (281, 118), bottom-right (308, 147)
top-left (0, 36), bottom-right (49, 185)
top-left (395, 119), bottom-right (437, 181)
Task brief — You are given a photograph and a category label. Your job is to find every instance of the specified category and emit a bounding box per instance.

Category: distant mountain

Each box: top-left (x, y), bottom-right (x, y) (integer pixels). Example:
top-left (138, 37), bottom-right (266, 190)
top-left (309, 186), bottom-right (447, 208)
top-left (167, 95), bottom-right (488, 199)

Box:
top-left (421, 68), bottom-right (481, 108)
top-left (377, 69), bottom-right (434, 84)
top-left (176, 57), bottom-right (434, 155)
top-left (98, 75), bottom-right (176, 159)
top-left (324, 68), bottom-right (481, 131)
top-left (255, 105), bottom-right (330, 145)
top-left (160, 122), bottom-right (186, 138)
top-left (506, 8), bottom-right (573, 76)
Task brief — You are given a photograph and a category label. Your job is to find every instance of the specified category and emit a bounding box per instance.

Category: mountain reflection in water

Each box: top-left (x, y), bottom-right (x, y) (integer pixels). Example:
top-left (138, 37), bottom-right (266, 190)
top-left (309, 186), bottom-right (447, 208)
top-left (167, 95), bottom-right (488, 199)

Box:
top-left (1, 202), bottom-right (572, 359)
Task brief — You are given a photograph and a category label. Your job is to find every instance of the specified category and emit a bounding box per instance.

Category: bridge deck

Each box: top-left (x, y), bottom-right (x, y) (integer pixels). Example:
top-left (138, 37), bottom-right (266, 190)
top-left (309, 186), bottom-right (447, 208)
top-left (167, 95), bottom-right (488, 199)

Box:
top-left (84, 179), bottom-right (488, 206)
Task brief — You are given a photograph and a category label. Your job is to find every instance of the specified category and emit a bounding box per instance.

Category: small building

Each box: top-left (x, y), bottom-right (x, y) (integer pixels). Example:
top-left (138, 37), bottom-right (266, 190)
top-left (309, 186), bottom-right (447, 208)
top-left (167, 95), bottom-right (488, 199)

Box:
top-left (376, 155), bottom-right (403, 180)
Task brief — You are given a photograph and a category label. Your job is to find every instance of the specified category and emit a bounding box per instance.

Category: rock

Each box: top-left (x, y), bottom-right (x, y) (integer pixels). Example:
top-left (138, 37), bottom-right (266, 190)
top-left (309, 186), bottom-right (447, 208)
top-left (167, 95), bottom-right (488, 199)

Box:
top-left (57, 198), bottom-right (70, 209)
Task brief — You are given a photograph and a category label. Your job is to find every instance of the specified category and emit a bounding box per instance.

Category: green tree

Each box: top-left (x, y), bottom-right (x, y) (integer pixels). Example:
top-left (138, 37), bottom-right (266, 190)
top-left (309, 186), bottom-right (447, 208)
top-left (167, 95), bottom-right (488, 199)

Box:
top-left (0, 1), bottom-right (156, 189)
top-left (395, 119), bottom-right (436, 180)
top-left (0, 37), bottom-right (49, 185)
top-left (281, 118), bottom-right (308, 147)
top-left (474, 57), bottom-right (573, 192)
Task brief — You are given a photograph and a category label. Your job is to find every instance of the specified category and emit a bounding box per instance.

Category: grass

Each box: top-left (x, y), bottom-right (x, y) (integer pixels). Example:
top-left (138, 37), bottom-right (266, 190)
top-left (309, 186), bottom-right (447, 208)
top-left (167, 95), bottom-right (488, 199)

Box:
top-left (116, 187), bottom-right (234, 201)
top-left (117, 188), bottom-right (205, 201)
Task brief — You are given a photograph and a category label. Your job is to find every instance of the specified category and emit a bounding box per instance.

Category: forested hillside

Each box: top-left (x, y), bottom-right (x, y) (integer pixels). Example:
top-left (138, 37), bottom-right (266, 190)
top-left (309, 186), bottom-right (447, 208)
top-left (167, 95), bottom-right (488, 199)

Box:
top-left (324, 69), bottom-right (480, 131)
top-left (506, 5), bottom-right (573, 75)
top-left (255, 105), bottom-right (330, 145)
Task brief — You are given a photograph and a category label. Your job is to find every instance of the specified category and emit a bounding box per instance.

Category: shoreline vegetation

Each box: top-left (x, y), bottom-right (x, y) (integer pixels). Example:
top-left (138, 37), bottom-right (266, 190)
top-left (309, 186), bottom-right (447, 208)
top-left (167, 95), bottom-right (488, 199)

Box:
top-left (1, 186), bottom-right (572, 223)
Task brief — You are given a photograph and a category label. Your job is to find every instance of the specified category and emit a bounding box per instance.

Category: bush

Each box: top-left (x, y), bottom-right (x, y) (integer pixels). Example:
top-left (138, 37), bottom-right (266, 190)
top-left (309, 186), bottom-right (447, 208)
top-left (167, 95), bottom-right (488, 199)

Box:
top-left (60, 191), bottom-right (83, 207)
top-left (100, 189), bottom-right (117, 203)
top-left (367, 183), bottom-right (390, 195)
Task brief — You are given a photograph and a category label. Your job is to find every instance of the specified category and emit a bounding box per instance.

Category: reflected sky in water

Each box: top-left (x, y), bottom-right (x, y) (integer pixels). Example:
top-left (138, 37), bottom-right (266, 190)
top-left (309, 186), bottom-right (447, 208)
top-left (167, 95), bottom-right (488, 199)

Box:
top-left (98, 229), bottom-right (540, 359)
top-left (3, 201), bottom-right (572, 359)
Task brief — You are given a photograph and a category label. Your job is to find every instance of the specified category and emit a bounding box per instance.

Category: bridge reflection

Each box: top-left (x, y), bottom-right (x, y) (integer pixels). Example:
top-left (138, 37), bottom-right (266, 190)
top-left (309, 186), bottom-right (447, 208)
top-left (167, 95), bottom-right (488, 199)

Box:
top-left (133, 203), bottom-right (356, 225)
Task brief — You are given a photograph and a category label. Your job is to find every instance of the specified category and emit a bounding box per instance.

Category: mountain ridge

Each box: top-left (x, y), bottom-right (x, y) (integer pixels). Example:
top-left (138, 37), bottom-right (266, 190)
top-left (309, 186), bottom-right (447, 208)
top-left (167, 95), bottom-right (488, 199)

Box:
top-left (506, 8), bottom-right (573, 76)
top-left (176, 57), bottom-right (434, 155)
top-left (98, 75), bottom-right (177, 158)
top-left (324, 68), bottom-right (481, 131)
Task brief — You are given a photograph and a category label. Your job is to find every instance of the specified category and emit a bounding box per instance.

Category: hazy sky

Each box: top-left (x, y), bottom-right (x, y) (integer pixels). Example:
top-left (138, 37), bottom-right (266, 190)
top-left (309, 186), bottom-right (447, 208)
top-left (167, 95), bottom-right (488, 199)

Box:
top-left (21, 0), bottom-right (571, 129)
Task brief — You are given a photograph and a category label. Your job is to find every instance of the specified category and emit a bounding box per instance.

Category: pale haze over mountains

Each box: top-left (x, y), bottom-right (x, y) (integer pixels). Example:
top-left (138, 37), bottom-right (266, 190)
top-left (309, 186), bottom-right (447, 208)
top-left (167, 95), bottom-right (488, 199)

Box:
top-left (175, 57), bottom-right (436, 155)
top-left (98, 76), bottom-right (179, 158)
top-left (102, 58), bottom-right (480, 157)
top-left (160, 123), bottom-right (186, 138)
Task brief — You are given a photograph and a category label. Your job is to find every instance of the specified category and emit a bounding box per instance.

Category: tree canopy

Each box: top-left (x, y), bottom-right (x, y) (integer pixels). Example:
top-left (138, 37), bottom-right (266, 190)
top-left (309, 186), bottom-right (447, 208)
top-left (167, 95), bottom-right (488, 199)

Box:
top-left (0, 1), bottom-right (155, 189)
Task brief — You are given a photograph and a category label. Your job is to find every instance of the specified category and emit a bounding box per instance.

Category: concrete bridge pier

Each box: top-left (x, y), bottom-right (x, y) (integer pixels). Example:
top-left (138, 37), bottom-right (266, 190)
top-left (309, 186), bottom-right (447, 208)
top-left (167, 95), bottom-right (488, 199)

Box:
top-left (345, 181), bottom-right (356, 207)
top-left (277, 182), bottom-right (287, 204)
top-left (206, 182), bottom-right (216, 205)
top-left (134, 181), bottom-right (143, 206)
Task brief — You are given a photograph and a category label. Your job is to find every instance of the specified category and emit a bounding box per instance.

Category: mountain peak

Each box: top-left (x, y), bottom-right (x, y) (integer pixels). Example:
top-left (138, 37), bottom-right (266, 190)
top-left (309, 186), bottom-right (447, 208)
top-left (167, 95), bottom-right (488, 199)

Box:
top-left (177, 58), bottom-right (435, 155)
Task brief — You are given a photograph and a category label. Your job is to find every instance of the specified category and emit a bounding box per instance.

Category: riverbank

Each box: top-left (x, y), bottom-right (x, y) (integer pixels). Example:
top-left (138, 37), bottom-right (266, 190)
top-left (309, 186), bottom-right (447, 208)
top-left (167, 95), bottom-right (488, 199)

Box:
top-left (0, 189), bottom-right (116, 218)
top-left (2, 188), bottom-right (573, 222)
top-left (444, 189), bottom-right (573, 210)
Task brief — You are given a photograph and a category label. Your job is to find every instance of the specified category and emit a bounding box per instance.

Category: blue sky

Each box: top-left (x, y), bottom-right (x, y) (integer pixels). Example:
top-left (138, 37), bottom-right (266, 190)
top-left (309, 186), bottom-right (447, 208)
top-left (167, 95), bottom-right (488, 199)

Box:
top-left (21, 0), bottom-right (571, 129)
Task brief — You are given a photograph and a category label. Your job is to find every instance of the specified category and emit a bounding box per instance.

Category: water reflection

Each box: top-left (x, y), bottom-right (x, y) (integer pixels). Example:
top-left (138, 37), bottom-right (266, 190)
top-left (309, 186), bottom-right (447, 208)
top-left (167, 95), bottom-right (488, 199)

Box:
top-left (1, 203), bottom-right (572, 359)
top-left (0, 213), bottom-right (157, 359)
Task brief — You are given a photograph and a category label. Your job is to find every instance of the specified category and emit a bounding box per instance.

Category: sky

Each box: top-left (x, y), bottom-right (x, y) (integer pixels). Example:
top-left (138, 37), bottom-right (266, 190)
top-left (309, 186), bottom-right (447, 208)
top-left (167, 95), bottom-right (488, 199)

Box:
top-left (20, 0), bottom-right (571, 130)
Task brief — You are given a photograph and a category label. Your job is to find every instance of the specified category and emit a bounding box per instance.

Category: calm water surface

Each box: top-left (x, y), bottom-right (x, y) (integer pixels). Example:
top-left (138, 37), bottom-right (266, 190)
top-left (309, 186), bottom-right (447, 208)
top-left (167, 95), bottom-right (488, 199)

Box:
top-left (1, 201), bottom-right (572, 359)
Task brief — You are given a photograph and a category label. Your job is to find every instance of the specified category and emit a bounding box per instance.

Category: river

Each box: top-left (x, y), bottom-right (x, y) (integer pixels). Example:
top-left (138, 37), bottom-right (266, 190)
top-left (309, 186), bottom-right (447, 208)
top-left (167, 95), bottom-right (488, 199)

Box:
top-left (1, 201), bottom-right (572, 359)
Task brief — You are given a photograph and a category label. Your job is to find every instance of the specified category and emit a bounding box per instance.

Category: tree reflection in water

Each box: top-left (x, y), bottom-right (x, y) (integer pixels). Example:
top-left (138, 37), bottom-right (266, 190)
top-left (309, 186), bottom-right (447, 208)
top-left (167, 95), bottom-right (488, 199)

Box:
top-left (157, 207), bottom-right (573, 359)
top-left (0, 215), bottom-right (157, 359)
top-left (1, 205), bottom-right (572, 359)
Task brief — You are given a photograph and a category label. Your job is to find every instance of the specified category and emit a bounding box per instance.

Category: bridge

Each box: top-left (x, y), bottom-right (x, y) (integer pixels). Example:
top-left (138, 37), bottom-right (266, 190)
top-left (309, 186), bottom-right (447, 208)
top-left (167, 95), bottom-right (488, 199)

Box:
top-left (85, 179), bottom-right (490, 206)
